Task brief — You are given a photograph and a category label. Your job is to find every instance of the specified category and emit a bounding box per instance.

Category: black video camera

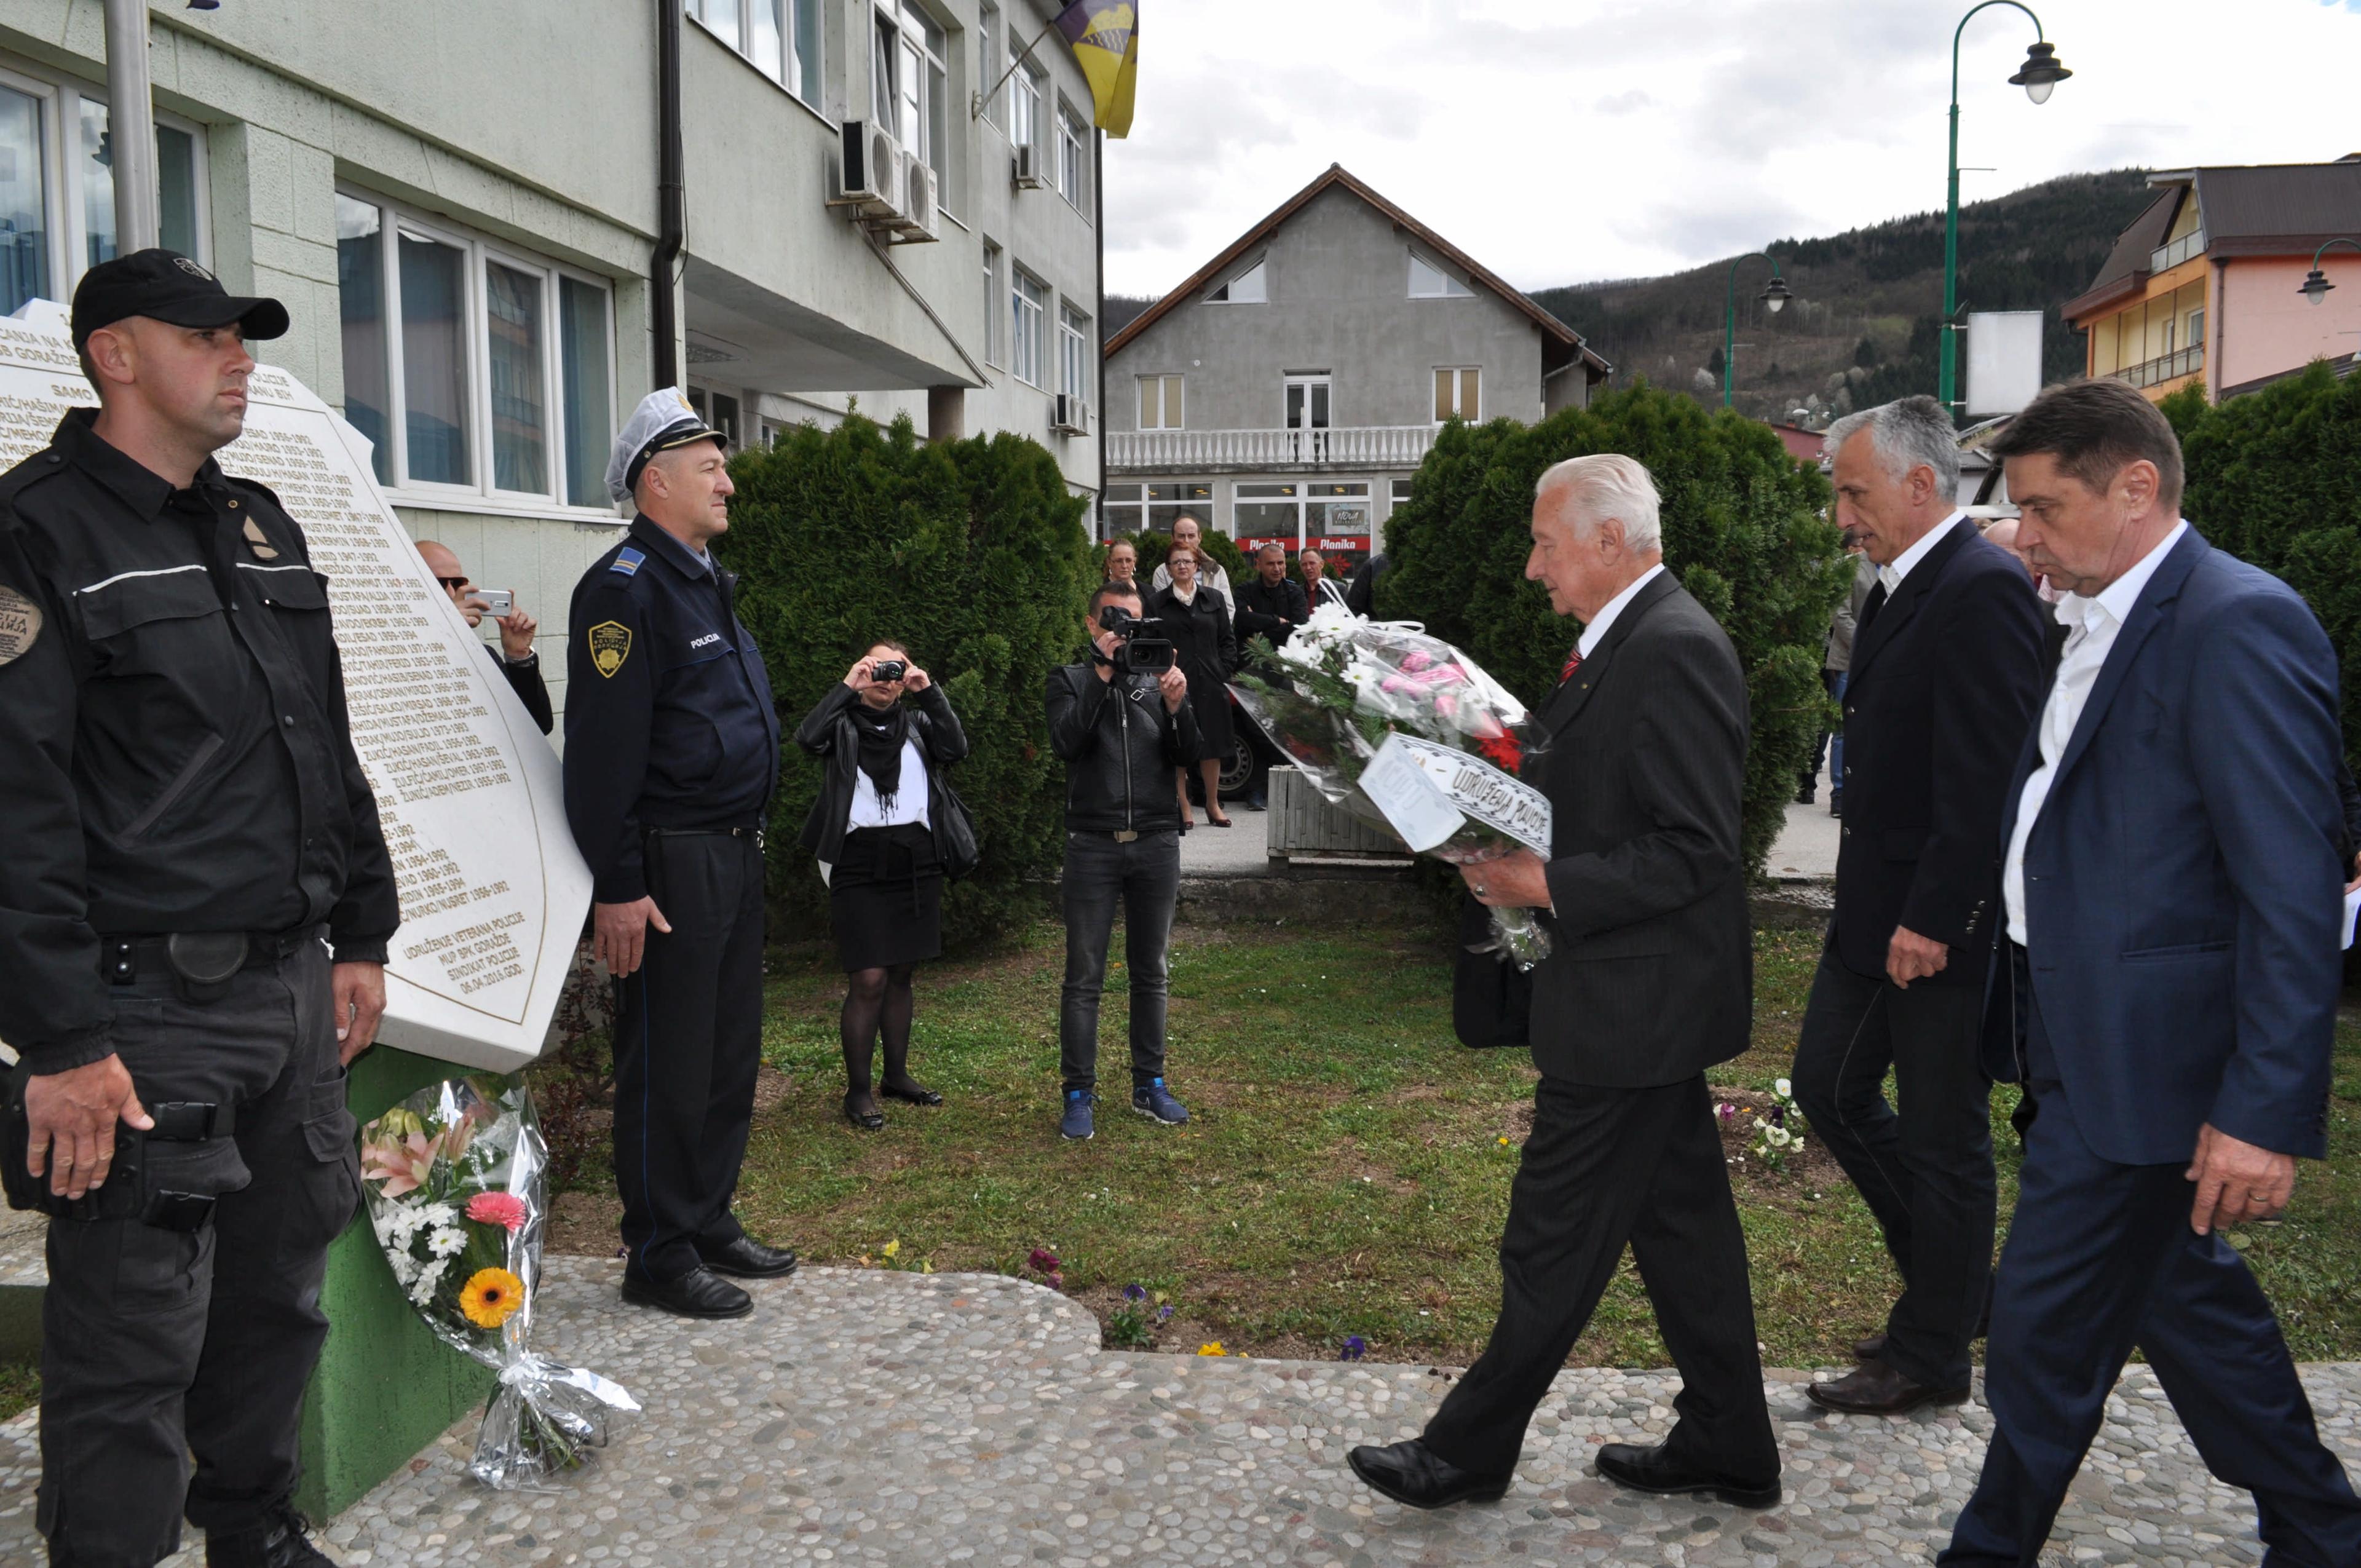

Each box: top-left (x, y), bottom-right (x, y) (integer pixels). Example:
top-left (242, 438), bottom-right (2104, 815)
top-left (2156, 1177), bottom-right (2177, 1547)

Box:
top-left (1097, 604), bottom-right (1177, 675)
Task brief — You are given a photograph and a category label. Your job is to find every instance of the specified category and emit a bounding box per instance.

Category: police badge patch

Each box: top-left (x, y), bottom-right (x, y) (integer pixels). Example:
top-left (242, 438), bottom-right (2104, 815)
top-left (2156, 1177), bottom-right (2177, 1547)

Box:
top-left (0, 584), bottom-right (41, 665)
top-left (588, 620), bottom-right (632, 678)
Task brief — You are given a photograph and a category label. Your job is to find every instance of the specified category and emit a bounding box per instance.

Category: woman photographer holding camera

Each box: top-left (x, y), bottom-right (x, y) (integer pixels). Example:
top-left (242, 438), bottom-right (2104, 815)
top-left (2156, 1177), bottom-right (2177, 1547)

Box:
top-left (796, 643), bottom-right (970, 1129)
top-left (1151, 544), bottom-right (1238, 828)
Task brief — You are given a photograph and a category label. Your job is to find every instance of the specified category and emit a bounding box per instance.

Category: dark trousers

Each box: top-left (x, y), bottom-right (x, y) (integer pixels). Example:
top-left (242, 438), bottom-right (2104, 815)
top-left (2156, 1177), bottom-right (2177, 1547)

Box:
top-left (1058, 828), bottom-right (1179, 1095)
top-left (1789, 946), bottom-right (1993, 1389)
top-left (41, 941), bottom-right (357, 1567)
top-left (1942, 1008), bottom-right (2361, 1565)
top-left (1802, 669), bottom-right (1846, 790)
top-left (612, 831), bottom-right (764, 1283)
top-left (1423, 1074), bottom-right (1779, 1482)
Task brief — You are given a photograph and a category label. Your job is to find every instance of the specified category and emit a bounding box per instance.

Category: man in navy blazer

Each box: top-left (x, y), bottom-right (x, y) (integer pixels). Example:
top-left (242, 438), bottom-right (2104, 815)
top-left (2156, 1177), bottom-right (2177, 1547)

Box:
top-left (1791, 398), bottom-right (2049, 1417)
top-left (1940, 380), bottom-right (2361, 1564)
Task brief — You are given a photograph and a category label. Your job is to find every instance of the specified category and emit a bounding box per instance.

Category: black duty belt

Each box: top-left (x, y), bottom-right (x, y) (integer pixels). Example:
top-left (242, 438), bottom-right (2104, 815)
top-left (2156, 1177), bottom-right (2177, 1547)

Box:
top-left (647, 825), bottom-right (765, 849)
top-left (98, 928), bottom-right (320, 997)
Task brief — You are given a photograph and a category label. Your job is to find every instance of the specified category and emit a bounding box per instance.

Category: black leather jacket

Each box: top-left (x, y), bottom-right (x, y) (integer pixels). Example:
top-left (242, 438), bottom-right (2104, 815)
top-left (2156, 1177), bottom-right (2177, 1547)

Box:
top-left (793, 682), bottom-right (968, 864)
top-left (1045, 657), bottom-right (1200, 834)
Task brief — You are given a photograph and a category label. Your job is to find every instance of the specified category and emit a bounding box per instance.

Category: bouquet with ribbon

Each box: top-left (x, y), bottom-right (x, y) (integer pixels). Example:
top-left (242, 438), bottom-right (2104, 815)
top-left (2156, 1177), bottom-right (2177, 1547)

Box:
top-left (357, 1077), bottom-right (639, 1489)
top-left (1235, 601), bottom-right (1556, 967)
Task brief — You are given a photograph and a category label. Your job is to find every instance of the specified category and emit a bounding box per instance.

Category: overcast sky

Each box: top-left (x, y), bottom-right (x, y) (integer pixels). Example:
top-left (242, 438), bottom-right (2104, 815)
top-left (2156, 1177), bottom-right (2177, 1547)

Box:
top-left (1098, 0), bottom-right (2361, 299)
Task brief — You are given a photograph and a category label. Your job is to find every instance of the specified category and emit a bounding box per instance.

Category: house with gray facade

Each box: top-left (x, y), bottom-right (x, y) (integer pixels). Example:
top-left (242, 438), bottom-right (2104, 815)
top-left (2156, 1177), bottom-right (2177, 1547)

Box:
top-left (1101, 164), bottom-right (1608, 564)
top-left (0, 0), bottom-right (1104, 731)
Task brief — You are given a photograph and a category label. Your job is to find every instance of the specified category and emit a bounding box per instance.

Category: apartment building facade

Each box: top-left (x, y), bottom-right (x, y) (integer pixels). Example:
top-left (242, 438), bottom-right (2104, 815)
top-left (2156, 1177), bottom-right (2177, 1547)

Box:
top-left (0, 0), bottom-right (1104, 727)
top-left (2066, 156), bottom-right (2361, 403)
top-left (1101, 165), bottom-right (1608, 566)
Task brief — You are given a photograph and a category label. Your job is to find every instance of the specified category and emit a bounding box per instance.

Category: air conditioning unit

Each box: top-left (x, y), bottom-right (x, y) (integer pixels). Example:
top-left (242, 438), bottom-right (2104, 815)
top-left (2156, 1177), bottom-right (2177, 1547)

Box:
top-left (839, 118), bottom-right (906, 221)
top-left (1011, 143), bottom-right (1048, 191)
top-left (1051, 393), bottom-right (1089, 437)
top-left (895, 151), bottom-right (941, 241)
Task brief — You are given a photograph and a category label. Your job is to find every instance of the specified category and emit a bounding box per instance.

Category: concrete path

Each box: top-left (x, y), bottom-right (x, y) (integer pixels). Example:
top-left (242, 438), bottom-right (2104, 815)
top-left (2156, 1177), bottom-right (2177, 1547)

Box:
top-left (6, 1256), bottom-right (2347, 1566)
top-left (1768, 756), bottom-right (1841, 882)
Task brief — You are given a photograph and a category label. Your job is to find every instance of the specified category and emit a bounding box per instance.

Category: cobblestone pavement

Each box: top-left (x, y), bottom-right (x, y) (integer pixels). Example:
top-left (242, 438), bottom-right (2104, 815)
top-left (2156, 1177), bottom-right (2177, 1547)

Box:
top-left (2, 1256), bottom-right (2355, 1566)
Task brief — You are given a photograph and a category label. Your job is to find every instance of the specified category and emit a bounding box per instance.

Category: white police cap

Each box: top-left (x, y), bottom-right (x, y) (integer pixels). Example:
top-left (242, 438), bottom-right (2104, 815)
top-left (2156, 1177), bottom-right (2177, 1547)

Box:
top-left (607, 387), bottom-right (726, 505)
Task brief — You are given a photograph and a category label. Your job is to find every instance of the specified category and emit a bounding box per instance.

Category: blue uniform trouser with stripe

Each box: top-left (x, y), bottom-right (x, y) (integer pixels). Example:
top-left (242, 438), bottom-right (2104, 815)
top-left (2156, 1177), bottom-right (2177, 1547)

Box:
top-left (612, 831), bottom-right (764, 1283)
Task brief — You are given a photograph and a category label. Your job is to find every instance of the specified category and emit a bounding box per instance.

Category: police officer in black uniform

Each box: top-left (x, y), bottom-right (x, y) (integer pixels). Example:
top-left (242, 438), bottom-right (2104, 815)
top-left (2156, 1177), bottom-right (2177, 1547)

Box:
top-left (564, 389), bottom-right (797, 1320)
top-left (0, 252), bottom-right (397, 1567)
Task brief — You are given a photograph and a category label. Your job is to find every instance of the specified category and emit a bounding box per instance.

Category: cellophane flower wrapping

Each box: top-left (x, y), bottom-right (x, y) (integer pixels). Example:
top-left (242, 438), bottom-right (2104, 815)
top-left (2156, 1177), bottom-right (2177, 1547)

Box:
top-left (1234, 601), bottom-right (1554, 967)
top-left (357, 1077), bottom-right (640, 1489)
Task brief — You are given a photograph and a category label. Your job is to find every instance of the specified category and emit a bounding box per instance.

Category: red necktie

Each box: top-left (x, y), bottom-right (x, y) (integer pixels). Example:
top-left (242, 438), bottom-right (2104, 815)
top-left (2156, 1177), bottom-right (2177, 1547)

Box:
top-left (1561, 646), bottom-right (1583, 683)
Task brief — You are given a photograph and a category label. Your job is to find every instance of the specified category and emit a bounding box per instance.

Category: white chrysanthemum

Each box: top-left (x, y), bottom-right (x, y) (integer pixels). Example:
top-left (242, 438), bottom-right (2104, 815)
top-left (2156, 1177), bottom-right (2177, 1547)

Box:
top-left (409, 1257), bottom-right (448, 1306)
top-left (388, 1251), bottom-right (418, 1286)
top-left (421, 1202), bottom-right (458, 1228)
top-left (428, 1226), bottom-right (467, 1258)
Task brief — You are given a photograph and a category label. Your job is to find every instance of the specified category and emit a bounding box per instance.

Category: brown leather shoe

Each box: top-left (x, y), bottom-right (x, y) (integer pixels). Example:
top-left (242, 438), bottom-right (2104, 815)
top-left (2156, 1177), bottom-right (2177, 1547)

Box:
top-left (1804, 1357), bottom-right (1969, 1416)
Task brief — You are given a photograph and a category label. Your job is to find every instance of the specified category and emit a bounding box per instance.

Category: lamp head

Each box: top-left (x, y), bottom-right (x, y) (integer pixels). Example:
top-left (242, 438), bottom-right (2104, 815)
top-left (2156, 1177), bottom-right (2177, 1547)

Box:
top-left (2300, 268), bottom-right (2336, 306)
top-left (1761, 275), bottom-right (1792, 315)
top-left (2009, 41), bottom-right (2070, 105)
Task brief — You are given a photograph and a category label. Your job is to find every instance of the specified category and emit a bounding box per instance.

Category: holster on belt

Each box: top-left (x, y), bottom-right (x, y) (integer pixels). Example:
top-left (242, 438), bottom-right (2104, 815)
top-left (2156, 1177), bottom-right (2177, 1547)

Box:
top-left (2, 1061), bottom-right (232, 1231)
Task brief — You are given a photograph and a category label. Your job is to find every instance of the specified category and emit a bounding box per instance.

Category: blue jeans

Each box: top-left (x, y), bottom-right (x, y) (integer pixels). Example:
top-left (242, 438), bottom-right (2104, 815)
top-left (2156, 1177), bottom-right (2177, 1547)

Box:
top-left (1058, 829), bottom-right (1180, 1095)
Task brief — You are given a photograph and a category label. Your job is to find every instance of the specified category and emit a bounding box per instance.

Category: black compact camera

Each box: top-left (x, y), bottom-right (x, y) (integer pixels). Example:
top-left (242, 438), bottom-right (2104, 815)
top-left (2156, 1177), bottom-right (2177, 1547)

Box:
top-left (1097, 605), bottom-right (1177, 674)
top-left (871, 659), bottom-right (907, 684)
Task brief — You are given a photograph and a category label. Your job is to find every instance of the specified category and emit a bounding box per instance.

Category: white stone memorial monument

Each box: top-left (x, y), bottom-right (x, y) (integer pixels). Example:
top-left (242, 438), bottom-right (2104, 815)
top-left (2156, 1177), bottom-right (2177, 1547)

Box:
top-left (0, 306), bottom-right (590, 1073)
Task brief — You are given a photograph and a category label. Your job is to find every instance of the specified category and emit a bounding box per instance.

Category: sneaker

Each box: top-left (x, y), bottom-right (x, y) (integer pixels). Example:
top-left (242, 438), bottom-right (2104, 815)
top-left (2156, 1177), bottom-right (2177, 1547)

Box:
top-left (1059, 1089), bottom-right (1095, 1141)
top-left (1829, 788), bottom-right (1843, 819)
top-left (1132, 1078), bottom-right (1190, 1126)
top-left (207, 1503), bottom-right (335, 1568)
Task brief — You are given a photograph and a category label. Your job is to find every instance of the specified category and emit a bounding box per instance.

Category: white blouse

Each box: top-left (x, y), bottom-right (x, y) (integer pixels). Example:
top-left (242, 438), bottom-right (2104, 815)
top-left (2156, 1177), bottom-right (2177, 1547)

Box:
top-left (848, 737), bottom-right (931, 830)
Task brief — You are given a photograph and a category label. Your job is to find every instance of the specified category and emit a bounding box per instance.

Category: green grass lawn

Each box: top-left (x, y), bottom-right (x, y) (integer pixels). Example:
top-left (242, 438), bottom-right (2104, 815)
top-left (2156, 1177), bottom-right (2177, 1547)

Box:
top-left (553, 918), bottom-right (2361, 1370)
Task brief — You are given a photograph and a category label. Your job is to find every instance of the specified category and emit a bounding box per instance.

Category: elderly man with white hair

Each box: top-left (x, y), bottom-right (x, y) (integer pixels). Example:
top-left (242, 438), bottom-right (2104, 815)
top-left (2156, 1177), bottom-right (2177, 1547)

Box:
top-left (1788, 396), bottom-right (2048, 1417)
top-left (1351, 453), bottom-right (1781, 1513)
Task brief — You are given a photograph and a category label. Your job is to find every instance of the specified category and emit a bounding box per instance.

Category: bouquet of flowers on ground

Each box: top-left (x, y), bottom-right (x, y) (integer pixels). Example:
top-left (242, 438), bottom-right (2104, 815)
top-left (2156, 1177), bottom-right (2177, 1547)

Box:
top-left (358, 1076), bottom-right (640, 1489)
top-left (1235, 601), bottom-right (1556, 967)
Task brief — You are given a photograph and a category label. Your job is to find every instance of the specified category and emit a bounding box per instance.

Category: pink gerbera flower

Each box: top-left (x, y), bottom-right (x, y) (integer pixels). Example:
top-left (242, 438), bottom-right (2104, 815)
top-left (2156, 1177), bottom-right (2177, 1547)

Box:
top-left (465, 1190), bottom-right (530, 1233)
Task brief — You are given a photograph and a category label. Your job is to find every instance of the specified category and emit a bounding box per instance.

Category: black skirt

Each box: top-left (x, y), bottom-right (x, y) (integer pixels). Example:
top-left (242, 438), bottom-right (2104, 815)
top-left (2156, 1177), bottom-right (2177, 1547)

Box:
top-left (829, 823), bottom-right (943, 971)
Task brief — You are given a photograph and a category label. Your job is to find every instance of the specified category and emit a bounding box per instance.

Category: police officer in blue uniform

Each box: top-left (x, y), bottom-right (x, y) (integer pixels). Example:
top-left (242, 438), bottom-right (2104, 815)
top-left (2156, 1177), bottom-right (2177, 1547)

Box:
top-left (564, 389), bottom-right (796, 1320)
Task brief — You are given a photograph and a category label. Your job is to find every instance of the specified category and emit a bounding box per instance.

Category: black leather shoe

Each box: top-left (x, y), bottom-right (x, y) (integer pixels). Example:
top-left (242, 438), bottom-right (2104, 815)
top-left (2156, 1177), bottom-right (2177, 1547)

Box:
top-left (1596, 1441), bottom-right (1781, 1509)
top-left (622, 1265), bottom-right (753, 1319)
top-left (207, 1503), bottom-right (334, 1567)
top-left (880, 1079), bottom-right (944, 1107)
top-left (1853, 1331), bottom-right (1887, 1362)
top-left (1347, 1438), bottom-right (1513, 1510)
top-left (1805, 1357), bottom-right (1969, 1416)
top-left (698, 1235), bottom-right (799, 1279)
top-left (843, 1091), bottom-right (885, 1131)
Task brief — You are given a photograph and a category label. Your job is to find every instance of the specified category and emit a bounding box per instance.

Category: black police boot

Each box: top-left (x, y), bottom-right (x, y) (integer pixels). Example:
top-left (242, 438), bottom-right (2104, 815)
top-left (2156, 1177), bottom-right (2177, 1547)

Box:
top-left (207, 1503), bottom-right (336, 1568)
top-left (622, 1264), bottom-right (754, 1319)
top-left (698, 1235), bottom-right (799, 1279)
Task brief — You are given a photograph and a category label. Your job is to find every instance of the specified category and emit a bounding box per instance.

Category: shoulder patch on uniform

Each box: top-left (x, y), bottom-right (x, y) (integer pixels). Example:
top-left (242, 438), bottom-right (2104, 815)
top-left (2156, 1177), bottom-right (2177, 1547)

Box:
top-left (588, 619), bottom-right (632, 678)
top-left (609, 547), bottom-right (646, 577)
top-left (0, 584), bottom-right (42, 665)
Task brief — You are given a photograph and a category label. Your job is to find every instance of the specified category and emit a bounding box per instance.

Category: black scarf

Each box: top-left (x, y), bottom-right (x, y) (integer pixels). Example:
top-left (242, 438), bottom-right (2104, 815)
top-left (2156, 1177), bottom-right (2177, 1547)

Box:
top-left (850, 699), bottom-right (912, 813)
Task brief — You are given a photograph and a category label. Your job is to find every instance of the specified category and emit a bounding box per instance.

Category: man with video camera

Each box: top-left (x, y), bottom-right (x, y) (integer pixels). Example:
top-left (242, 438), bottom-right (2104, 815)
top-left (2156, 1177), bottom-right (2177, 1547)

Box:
top-left (1045, 580), bottom-right (1200, 1141)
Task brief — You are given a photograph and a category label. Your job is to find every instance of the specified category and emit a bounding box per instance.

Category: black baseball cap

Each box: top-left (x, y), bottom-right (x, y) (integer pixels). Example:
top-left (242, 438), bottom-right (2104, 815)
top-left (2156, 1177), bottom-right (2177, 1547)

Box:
top-left (69, 248), bottom-right (291, 351)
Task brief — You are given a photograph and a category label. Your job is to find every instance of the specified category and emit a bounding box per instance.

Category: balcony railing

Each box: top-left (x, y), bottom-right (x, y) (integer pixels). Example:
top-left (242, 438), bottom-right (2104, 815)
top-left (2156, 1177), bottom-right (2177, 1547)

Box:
top-left (2111, 345), bottom-right (2204, 389)
top-left (1107, 425), bottom-right (1438, 473)
top-left (2150, 230), bottom-right (2206, 274)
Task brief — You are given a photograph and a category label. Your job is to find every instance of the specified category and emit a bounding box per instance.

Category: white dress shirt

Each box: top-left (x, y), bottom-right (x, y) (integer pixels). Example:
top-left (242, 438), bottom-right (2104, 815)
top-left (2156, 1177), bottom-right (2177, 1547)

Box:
top-left (1150, 558), bottom-right (1232, 601)
top-left (2003, 520), bottom-right (2190, 944)
top-left (1875, 511), bottom-right (1965, 598)
top-left (848, 737), bottom-right (931, 830)
top-left (1578, 563), bottom-right (1667, 661)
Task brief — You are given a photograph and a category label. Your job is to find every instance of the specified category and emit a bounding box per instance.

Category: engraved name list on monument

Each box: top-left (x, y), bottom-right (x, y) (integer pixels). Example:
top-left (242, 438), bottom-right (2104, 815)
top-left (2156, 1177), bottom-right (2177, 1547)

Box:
top-left (0, 316), bottom-right (588, 1071)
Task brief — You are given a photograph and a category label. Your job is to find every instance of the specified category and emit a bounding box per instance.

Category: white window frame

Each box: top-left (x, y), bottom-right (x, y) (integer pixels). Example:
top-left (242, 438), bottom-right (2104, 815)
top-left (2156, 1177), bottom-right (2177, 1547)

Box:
top-left (1056, 98), bottom-right (1088, 210)
top-left (1137, 373), bottom-right (1184, 430)
top-left (0, 60), bottom-right (213, 305)
top-left (688, 0), bottom-right (824, 109)
top-left (1059, 303), bottom-right (1091, 403)
top-left (1208, 257), bottom-right (1266, 304)
top-left (873, 0), bottom-right (949, 201)
top-left (978, 2), bottom-right (1004, 129)
top-left (1433, 365), bottom-right (1480, 422)
top-left (1283, 371), bottom-right (1332, 430)
top-left (338, 188), bottom-right (620, 520)
top-left (1011, 266), bottom-right (1046, 388)
top-left (1407, 249), bottom-right (1474, 299)
top-left (981, 240), bottom-right (1004, 366)
top-left (1011, 61), bottom-right (1043, 159)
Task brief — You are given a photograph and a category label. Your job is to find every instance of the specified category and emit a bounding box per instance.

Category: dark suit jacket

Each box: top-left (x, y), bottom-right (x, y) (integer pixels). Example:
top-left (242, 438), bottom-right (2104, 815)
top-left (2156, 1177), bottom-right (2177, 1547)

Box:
top-left (1525, 571), bottom-right (1752, 1086)
top-left (1990, 528), bottom-right (2344, 1165)
top-left (1833, 519), bottom-right (2047, 985)
top-left (488, 644), bottom-right (554, 735)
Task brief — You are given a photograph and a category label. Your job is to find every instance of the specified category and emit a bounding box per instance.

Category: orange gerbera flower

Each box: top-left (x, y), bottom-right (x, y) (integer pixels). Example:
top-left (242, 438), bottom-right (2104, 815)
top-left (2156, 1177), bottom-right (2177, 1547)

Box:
top-left (459, 1267), bottom-right (526, 1329)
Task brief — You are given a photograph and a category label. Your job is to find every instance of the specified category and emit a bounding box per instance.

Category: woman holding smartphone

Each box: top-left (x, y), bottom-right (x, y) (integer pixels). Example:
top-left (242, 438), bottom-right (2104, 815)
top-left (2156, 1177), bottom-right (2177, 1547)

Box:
top-left (795, 643), bottom-right (970, 1129)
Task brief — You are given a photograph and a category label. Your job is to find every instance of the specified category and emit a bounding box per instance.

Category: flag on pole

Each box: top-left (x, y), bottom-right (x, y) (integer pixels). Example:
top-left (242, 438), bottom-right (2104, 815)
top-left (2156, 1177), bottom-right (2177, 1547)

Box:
top-left (1053, 1), bottom-right (1137, 138)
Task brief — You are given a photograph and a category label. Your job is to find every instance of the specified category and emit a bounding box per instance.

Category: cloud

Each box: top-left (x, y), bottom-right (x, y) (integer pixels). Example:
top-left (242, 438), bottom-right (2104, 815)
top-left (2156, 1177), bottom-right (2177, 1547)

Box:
top-left (1101, 0), bottom-right (2361, 296)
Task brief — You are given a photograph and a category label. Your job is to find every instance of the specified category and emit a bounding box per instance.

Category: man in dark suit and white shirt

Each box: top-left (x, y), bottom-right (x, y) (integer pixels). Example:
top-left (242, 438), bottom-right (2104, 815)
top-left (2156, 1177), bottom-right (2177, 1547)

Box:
top-left (1940, 380), bottom-right (2361, 1564)
top-left (1790, 397), bottom-right (2048, 1416)
top-left (1349, 454), bottom-right (1779, 1511)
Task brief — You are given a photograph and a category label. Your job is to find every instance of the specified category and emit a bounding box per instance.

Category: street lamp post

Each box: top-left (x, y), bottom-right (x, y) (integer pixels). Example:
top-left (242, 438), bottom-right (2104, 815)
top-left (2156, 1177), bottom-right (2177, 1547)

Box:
top-left (2298, 237), bottom-right (2361, 305)
top-left (1940, 2), bottom-right (2071, 422)
top-left (1723, 253), bottom-right (1791, 409)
